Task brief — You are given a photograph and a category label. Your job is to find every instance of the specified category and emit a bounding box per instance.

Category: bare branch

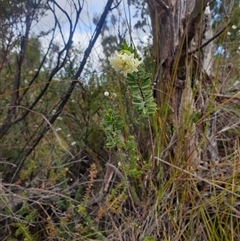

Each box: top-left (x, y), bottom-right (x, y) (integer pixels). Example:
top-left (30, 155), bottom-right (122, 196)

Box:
top-left (11, 0), bottom-right (115, 181)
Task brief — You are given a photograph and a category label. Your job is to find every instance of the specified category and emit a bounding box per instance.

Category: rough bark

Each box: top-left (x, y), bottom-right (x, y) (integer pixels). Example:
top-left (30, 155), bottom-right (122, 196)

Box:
top-left (148, 0), bottom-right (219, 172)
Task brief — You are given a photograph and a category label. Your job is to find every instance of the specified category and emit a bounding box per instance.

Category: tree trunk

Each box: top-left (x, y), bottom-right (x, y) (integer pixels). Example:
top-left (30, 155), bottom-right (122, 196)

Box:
top-left (148, 0), bottom-right (219, 174)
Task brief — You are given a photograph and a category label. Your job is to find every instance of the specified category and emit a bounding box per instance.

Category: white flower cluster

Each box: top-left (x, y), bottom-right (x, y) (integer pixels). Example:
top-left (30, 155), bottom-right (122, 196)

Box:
top-left (109, 50), bottom-right (142, 76)
top-left (104, 91), bottom-right (109, 97)
top-left (71, 141), bottom-right (77, 146)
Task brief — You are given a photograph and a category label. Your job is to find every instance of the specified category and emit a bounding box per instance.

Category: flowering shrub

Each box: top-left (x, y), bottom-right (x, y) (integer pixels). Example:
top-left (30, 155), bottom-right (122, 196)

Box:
top-left (104, 41), bottom-right (156, 176)
top-left (108, 41), bottom-right (156, 117)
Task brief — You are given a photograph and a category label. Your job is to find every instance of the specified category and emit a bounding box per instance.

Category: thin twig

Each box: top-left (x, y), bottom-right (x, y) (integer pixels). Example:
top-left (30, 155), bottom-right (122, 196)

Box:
top-left (187, 23), bottom-right (231, 56)
top-left (214, 93), bottom-right (240, 101)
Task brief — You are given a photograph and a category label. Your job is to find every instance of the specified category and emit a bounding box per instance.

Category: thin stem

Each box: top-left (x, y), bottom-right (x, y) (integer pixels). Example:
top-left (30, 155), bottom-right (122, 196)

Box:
top-left (147, 117), bottom-right (155, 169)
top-left (136, 73), bottom-right (155, 169)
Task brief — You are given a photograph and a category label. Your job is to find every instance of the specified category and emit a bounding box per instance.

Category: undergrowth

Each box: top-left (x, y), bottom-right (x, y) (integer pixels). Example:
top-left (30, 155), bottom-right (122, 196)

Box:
top-left (1, 18), bottom-right (240, 241)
